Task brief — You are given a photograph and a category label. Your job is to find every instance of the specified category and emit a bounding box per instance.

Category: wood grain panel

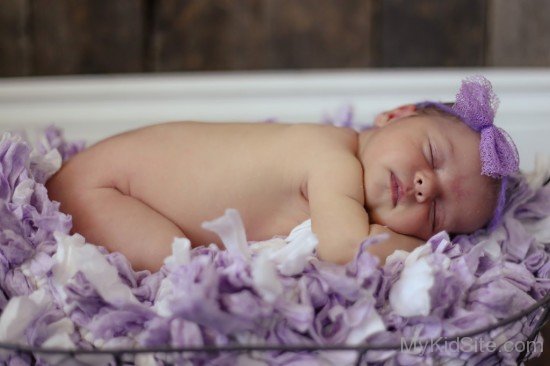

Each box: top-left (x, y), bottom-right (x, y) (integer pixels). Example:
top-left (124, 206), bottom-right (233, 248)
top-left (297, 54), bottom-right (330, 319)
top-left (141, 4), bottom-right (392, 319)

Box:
top-left (264, 0), bottom-right (375, 69)
top-left (30, 0), bottom-right (144, 75)
top-left (151, 0), bottom-right (376, 71)
top-left (0, 0), bottom-right (30, 76)
top-left (488, 0), bottom-right (550, 66)
top-left (151, 0), bottom-right (267, 71)
top-left (5, 0), bottom-right (549, 76)
top-left (377, 0), bottom-right (486, 67)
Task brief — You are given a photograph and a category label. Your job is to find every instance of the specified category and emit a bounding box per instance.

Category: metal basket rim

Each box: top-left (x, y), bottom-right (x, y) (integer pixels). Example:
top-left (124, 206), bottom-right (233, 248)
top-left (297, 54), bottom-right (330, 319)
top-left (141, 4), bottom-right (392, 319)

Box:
top-left (0, 292), bottom-right (548, 356)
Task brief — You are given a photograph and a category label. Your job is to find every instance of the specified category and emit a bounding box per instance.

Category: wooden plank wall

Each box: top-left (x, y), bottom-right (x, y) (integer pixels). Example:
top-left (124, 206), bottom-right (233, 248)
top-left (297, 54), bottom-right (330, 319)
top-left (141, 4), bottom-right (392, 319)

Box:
top-left (0, 0), bottom-right (30, 76)
top-left (0, 0), bottom-right (549, 76)
top-left (376, 0), bottom-right (486, 67)
top-left (30, 0), bottom-right (144, 75)
top-left (488, 0), bottom-right (550, 66)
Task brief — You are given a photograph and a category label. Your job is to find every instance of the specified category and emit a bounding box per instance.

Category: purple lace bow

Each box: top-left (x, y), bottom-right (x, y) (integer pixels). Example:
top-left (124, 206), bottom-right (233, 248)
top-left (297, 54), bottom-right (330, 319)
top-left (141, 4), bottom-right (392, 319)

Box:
top-left (416, 76), bottom-right (520, 229)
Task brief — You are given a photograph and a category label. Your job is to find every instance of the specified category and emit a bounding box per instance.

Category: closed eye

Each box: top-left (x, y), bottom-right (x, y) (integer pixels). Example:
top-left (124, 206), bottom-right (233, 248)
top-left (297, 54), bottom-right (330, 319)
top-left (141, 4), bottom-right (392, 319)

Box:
top-left (429, 142), bottom-right (435, 168)
top-left (431, 200), bottom-right (437, 232)
top-left (428, 141), bottom-right (438, 232)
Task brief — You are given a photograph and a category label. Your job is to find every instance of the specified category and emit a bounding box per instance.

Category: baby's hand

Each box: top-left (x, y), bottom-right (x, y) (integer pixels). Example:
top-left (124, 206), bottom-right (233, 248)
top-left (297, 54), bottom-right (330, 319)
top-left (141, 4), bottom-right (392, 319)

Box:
top-left (367, 224), bottom-right (425, 263)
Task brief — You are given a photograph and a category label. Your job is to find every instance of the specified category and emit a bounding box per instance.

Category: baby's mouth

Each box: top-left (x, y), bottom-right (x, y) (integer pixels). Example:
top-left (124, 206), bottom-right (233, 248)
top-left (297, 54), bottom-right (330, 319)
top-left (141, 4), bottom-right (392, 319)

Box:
top-left (390, 172), bottom-right (401, 207)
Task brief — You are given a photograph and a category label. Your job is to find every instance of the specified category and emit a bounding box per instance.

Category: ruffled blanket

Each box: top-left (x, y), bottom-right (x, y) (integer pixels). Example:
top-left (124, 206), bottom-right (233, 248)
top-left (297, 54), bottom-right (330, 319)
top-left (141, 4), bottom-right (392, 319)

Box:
top-left (0, 125), bottom-right (549, 366)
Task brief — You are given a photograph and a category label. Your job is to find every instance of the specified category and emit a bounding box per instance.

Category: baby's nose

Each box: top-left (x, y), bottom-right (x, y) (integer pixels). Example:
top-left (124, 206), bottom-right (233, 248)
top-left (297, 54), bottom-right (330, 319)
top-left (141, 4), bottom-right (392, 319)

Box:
top-left (414, 171), bottom-right (437, 203)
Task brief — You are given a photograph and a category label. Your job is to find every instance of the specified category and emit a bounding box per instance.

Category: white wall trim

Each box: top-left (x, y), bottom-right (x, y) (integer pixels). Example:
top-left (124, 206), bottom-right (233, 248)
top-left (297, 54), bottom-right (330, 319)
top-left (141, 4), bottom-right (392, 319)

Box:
top-left (1, 68), bottom-right (549, 170)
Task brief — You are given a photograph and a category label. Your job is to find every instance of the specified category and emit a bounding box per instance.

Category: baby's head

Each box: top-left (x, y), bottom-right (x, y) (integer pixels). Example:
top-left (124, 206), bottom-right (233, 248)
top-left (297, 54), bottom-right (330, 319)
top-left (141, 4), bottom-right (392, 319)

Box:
top-left (358, 76), bottom-right (519, 240)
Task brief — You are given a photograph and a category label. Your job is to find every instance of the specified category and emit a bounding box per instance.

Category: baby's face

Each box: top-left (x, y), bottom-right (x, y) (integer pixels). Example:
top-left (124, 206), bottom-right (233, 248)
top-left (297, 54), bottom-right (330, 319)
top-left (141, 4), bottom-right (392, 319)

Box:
top-left (359, 113), bottom-right (498, 240)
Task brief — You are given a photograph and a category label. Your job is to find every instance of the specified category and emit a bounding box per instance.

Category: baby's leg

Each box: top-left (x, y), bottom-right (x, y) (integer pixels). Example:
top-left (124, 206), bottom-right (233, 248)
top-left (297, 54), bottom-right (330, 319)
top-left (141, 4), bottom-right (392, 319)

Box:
top-left (55, 187), bottom-right (184, 272)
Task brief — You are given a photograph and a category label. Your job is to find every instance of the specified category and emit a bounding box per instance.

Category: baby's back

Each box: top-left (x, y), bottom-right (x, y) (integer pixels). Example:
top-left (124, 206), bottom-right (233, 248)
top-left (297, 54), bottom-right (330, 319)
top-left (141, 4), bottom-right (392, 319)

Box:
top-left (47, 122), bottom-right (356, 251)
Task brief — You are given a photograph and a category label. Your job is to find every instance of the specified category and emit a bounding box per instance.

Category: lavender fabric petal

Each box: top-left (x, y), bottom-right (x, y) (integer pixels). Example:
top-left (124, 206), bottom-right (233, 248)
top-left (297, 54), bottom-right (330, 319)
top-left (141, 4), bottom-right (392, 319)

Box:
top-left (64, 271), bottom-right (109, 327)
top-left (0, 134), bottom-right (31, 196)
top-left (274, 295), bottom-right (314, 334)
top-left (310, 298), bottom-right (349, 345)
top-left (3, 269), bottom-right (34, 298)
top-left (87, 304), bottom-right (155, 341)
top-left (25, 308), bottom-right (70, 347)
top-left (39, 125), bottom-right (85, 162)
top-left (469, 279), bottom-right (536, 318)
top-left (138, 317), bottom-right (171, 347)
top-left (165, 262), bottom-right (256, 334)
top-left (0, 230), bottom-right (34, 267)
top-left (310, 260), bottom-right (360, 301)
top-left (346, 237), bottom-right (382, 293)
top-left (301, 273), bottom-right (330, 309)
top-left (170, 318), bottom-right (204, 348)
top-left (29, 149), bottom-right (62, 185)
top-left (442, 308), bottom-right (498, 336)
top-left (130, 275), bottom-right (162, 307)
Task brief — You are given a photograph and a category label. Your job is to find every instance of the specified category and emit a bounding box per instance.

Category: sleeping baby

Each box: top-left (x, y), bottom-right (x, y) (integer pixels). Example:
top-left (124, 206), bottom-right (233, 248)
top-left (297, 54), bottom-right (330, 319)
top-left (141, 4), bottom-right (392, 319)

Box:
top-left (45, 76), bottom-right (519, 272)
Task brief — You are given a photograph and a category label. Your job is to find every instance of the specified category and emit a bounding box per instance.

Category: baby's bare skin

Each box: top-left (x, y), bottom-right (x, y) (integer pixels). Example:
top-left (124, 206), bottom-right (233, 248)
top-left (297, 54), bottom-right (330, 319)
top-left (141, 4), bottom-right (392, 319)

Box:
top-left (47, 122), bottom-right (397, 271)
top-left (46, 103), bottom-right (502, 272)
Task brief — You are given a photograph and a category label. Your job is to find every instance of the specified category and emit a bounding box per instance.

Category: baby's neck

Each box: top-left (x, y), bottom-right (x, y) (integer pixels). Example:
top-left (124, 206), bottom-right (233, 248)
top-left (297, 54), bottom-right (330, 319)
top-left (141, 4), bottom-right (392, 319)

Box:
top-left (357, 128), bottom-right (376, 163)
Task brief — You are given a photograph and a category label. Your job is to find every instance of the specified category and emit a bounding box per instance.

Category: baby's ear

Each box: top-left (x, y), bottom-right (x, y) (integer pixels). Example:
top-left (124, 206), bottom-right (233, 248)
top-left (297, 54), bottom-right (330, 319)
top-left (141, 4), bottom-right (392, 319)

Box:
top-left (374, 104), bottom-right (417, 127)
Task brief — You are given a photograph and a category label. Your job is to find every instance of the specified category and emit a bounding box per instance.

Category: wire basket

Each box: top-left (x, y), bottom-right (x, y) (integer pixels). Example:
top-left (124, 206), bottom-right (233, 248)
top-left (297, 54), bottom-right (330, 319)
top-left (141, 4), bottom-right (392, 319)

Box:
top-left (1, 293), bottom-right (549, 365)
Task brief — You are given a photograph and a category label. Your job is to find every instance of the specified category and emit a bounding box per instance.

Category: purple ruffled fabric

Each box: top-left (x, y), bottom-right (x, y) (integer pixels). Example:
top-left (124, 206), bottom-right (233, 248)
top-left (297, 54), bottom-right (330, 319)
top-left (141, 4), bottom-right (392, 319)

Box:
top-left (416, 76), bottom-right (520, 180)
top-left (0, 125), bottom-right (548, 366)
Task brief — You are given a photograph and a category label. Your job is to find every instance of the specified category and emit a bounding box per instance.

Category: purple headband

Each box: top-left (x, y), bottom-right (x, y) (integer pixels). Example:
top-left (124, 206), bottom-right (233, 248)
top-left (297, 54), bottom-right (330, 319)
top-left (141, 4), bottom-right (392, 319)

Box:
top-left (416, 75), bottom-right (520, 230)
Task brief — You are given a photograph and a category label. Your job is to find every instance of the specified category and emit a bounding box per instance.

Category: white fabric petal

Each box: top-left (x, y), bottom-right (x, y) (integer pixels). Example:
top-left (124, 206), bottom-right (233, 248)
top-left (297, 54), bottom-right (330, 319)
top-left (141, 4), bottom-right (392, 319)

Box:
top-left (524, 216), bottom-right (550, 243)
top-left (202, 208), bottom-right (250, 260)
top-left (252, 251), bottom-right (283, 303)
top-left (0, 289), bottom-right (47, 343)
top-left (271, 219), bottom-right (318, 276)
top-left (52, 232), bottom-right (139, 305)
top-left (163, 237), bottom-right (191, 268)
top-left (389, 245), bottom-right (435, 317)
top-left (346, 302), bottom-right (385, 344)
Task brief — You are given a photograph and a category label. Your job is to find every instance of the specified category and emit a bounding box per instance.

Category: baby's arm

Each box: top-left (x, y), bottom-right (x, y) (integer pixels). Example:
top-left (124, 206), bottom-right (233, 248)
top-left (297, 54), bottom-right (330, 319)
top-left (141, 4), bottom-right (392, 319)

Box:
top-left (308, 153), bottom-right (371, 264)
top-left (307, 154), bottom-right (425, 265)
top-left (368, 224), bottom-right (425, 261)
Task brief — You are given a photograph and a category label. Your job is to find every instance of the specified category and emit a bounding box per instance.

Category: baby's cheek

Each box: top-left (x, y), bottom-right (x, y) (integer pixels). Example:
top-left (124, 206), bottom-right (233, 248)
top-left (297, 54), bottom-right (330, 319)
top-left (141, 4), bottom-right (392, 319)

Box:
top-left (450, 175), bottom-right (467, 200)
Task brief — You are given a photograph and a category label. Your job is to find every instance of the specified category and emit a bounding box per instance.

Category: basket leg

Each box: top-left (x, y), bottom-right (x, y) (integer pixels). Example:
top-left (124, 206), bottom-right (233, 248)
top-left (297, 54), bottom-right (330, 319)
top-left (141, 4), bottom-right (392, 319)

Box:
top-left (355, 350), bottom-right (366, 366)
top-left (114, 353), bottom-right (123, 366)
top-left (518, 306), bottom-right (550, 362)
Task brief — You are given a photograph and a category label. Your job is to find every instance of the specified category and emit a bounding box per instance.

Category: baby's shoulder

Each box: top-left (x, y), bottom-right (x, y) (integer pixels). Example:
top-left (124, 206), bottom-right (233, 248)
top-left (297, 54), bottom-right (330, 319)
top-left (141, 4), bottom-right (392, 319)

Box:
top-left (286, 124), bottom-right (358, 153)
top-left (289, 124), bottom-right (362, 184)
top-left (296, 125), bottom-right (364, 204)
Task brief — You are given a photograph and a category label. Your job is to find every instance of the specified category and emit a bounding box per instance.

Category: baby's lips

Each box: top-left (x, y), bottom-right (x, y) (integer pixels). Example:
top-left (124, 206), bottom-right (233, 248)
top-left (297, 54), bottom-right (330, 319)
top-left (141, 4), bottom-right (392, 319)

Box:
top-left (390, 172), bottom-right (398, 207)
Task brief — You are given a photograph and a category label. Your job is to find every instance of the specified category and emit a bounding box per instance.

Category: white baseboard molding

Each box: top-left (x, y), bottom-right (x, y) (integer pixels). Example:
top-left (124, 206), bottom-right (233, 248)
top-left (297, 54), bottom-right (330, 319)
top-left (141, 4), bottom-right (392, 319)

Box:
top-left (1, 68), bottom-right (549, 171)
